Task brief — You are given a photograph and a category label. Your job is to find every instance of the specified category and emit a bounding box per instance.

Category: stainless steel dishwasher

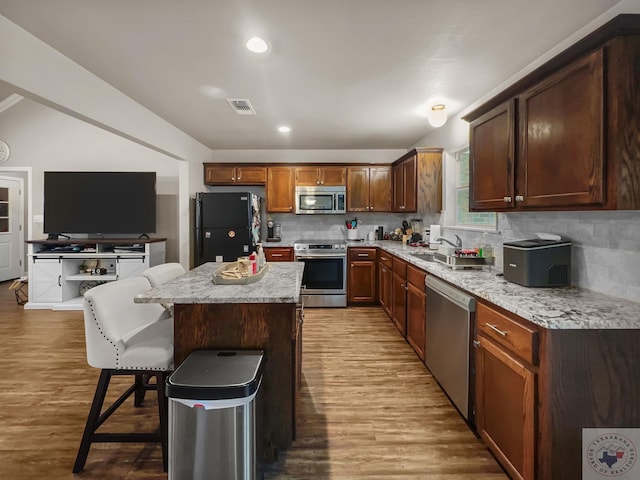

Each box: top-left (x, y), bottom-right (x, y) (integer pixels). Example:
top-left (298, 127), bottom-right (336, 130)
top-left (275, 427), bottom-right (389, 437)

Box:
top-left (425, 276), bottom-right (476, 420)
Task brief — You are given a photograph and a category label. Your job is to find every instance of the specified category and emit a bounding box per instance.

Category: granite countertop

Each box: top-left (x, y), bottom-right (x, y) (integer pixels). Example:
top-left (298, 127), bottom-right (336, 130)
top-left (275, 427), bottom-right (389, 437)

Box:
top-left (135, 262), bottom-right (304, 305)
top-left (367, 240), bottom-right (640, 330)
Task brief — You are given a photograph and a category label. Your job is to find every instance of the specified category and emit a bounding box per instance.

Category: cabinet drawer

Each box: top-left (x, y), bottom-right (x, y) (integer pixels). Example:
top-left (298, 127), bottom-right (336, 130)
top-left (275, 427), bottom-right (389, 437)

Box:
top-left (377, 250), bottom-right (393, 268)
top-left (392, 256), bottom-right (407, 279)
top-left (264, 247), bottom-right (293, 262)
top-left (406, 264), bottom-right (426, 288)
top-left (349, 248), bottom-right (376, 261)
top-left (477, 302), bottom-right (538, 365)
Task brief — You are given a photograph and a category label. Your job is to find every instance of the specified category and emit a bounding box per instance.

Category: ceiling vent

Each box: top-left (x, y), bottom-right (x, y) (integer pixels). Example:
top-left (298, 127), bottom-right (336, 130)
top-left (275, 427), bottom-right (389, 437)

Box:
top-left (227, 98), bottom-right (256, 115)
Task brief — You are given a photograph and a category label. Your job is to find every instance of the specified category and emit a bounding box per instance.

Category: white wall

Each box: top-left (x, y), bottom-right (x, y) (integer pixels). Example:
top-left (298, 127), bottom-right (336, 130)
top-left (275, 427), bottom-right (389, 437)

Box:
top-left (0, 97), bottom-right (183, 261)
top-left (0, 14), bottom-right (213, 267)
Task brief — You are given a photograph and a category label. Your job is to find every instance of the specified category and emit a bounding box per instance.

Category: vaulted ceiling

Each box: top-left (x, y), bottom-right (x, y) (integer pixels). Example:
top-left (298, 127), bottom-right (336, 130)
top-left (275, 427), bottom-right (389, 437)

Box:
top-left (0, 0), bottom-right (623, 150)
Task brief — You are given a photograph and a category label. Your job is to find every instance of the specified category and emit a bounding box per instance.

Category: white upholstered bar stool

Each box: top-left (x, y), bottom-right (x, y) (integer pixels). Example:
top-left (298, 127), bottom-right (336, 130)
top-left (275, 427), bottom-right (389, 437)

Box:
top-left (73, 276), bottom-right (174, 473)
top-left (143, 262), bottom-right (186, 288)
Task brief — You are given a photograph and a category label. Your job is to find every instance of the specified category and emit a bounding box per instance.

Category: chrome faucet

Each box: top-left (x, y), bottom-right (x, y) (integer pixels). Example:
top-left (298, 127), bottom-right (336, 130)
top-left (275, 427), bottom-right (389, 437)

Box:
top-left (436, 234), bottom-right (462, 248)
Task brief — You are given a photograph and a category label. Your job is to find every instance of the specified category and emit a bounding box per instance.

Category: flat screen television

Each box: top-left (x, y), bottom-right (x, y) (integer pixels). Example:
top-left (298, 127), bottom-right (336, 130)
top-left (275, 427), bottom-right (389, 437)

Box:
top-left (44, 171), bottom-right (156, 235)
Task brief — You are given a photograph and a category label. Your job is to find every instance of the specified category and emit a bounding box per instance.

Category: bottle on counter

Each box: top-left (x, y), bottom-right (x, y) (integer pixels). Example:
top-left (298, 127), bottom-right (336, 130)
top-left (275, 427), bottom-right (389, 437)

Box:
top-left (257, 243), bottom-right (266, 269)
top-left (249, 252), bottom-right (258, 274)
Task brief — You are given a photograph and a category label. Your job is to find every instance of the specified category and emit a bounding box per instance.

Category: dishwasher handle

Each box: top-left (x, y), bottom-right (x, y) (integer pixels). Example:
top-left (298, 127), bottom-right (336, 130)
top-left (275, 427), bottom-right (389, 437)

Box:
top-left (425, 275), bottom-right (476, 312)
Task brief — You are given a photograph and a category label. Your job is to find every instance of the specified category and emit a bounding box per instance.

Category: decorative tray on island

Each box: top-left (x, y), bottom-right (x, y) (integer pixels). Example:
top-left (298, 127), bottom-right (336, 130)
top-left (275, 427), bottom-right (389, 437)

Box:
top-left (212, 262), bottom-right (270, 285)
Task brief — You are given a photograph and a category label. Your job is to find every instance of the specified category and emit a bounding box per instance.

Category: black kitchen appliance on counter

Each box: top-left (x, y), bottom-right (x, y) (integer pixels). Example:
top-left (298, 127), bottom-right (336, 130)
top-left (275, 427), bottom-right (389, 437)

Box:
top-left (503, 238), bottom-right (571, 287)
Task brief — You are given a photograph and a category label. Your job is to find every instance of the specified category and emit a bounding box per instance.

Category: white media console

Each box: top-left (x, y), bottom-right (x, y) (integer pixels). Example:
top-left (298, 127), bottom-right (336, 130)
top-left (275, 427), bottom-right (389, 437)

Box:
top-left (25, 238), bottom-right (166, 311)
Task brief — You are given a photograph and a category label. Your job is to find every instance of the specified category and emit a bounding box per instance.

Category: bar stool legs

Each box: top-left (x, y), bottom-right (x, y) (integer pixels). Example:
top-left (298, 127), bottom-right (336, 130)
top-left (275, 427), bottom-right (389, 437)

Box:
top-left (73, 370), bottom-right (169, 473)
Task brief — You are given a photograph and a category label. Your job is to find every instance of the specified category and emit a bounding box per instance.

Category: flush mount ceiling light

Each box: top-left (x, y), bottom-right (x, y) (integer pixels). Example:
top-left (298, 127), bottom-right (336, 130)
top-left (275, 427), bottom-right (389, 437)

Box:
top-left (277, 126), bottom-right (291, 133)
top-left (427, 104), bottom-right (447, 128)
top-left (246, 36), bottom-right (269, 53)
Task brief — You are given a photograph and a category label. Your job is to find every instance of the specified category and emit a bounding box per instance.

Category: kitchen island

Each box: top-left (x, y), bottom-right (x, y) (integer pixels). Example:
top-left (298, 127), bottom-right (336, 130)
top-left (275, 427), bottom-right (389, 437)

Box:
top-left (135, 261), bottom-right (305, 461)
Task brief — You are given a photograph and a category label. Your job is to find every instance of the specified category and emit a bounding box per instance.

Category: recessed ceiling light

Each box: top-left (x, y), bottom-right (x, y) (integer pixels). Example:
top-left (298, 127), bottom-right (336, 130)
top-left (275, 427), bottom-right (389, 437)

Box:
top-left (277, 126), bottom-right (291, 133)
top-left (246, 37), bottom-right (269, 53)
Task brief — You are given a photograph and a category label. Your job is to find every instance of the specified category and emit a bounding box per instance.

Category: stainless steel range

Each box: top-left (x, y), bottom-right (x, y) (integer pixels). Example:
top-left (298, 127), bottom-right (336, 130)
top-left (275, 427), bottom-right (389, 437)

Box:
top-left (294, 240), bottom-right (347, 307)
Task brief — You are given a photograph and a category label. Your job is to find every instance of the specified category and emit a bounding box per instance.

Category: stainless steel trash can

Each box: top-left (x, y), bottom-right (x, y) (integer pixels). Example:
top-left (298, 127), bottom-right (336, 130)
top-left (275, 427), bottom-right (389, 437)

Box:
top-left (166, 350), bottom-right (264, 480)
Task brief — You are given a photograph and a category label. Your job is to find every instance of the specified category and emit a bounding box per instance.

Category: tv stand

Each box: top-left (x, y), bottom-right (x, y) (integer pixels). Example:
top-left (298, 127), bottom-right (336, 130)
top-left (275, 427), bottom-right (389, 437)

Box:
top-left (25, 237), bottom-right (166, 311)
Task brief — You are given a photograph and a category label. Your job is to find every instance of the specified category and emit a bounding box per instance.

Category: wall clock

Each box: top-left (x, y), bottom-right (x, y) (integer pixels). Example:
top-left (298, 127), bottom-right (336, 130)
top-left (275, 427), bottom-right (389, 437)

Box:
top-left (0, 140), bottom-right (10, 164)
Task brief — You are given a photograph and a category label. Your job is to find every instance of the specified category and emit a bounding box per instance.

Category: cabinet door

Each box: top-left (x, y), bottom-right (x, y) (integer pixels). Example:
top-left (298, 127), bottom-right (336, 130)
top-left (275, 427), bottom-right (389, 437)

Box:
top-left (378, 262), bottom-right (392, 318)
top-left (348, 261), bottom-right (377, 303)
top-left (402, 156), bottom-right (417, 212)
top-left (518, 49), bottom-right (604, 208)
top-left (31, 258), bottom-right (63, 303)
top-left (369, 167), bottom-right (392, 212)
top-left (416, 151), bottom-right (443, 213)
top-left (469, 100), bottom-right (516, 210)
top-left (392, 163), bottom-right (405, 211)
top-left (204, 165), bottom-right (237, 185)
top-left (320, 167), bottom-right (346, 186)
top-left (295, 167), bottom-right (320, 186)
top-left (346, 167), bottom-right (370, 211)
top-left (476, 334), bottom-right (536, 480)
top-left (117, 257), bottom-right (148, 279)
top-left (235, 166), bottom-right (266, 185)
top-left (391, 271), bottom-right (407, 336)
top-left (406, 266), bottom-right (426, 361)
top-left (267, 167), bottom-right (295, 213)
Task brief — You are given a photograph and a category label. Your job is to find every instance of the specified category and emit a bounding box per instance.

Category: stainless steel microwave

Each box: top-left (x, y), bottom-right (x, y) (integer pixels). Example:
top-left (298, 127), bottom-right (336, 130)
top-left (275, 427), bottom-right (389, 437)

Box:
top-left (295, 186), bottom-right (346, 214)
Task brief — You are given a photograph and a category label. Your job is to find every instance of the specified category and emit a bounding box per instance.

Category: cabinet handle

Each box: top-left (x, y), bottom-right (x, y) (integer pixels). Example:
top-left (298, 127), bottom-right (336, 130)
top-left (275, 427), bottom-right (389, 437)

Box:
top-left (272, 253), bottom-right (283, 257)
top-left (357, 253), bottom-right (369, 257)
top-left (399, 205), bottom-right (405, 210)
top-left (58, 275), bottom-right (62, 287)
top-left (515, 195), bottom-right (524, 202)
top-left (237, 170), bottom-right (242, 181)
top-left (473, 340), bottom-right (481, 348)
top-left (503, 196), bottom-right (512, 203)
top-left (485, 323), bottom-right (508, 337)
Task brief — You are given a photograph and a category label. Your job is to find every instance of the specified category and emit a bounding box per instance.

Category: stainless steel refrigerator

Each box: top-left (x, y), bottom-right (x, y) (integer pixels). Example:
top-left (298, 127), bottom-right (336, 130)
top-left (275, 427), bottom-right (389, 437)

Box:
top-left (194, 192), bottom-right (261, 266)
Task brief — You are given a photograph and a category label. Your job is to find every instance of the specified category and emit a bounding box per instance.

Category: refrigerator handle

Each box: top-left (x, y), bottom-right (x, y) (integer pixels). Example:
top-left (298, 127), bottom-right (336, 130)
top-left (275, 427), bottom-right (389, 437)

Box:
top-left (195, 229), bottom-right (203, 263)
top-left (195, 195), bottom-right (202, 230)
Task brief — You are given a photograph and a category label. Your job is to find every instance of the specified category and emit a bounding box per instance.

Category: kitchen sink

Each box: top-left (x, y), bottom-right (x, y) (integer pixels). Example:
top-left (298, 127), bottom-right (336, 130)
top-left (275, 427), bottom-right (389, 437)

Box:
top-left (410, 252), bottom-right (436, 262)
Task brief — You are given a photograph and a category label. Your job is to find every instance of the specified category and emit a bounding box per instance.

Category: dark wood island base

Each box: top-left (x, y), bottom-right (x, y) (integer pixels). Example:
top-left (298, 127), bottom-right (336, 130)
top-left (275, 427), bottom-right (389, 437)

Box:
top-left (173, 302), bottom-right (300, 462)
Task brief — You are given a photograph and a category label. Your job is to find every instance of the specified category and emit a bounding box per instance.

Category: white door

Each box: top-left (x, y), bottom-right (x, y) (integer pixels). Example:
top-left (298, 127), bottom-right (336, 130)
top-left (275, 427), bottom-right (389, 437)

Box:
top-left (0, 176), bottom-right (23, 282)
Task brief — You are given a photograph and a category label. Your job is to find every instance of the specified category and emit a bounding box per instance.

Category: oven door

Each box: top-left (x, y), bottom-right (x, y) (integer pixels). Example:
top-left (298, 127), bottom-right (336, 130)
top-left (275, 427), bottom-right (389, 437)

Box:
top-left (295, 255), bottom-right (346, 294)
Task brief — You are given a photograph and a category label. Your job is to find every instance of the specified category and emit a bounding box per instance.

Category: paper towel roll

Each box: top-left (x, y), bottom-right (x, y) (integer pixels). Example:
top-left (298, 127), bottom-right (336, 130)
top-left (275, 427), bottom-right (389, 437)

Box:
top-left (429, 224), bottom-right (441, 248)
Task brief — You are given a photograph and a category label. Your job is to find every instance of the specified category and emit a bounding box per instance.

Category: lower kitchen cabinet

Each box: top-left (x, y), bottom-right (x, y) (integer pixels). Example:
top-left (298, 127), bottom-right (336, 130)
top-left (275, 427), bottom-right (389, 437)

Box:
top-left (406, 265), bottom-right (426, 361)
top-left (475, 302), bottom-right (538, 480)
top-left (476, 334), bottom-right (536, 480)
top-left (377, 250), bottom-right (393, 317)
top-left (347, 248), bottom-right (377, 304)
top-left (264, 246), bottom-right (294, 262)
top-left (391, 256), bottom-right (408, 336)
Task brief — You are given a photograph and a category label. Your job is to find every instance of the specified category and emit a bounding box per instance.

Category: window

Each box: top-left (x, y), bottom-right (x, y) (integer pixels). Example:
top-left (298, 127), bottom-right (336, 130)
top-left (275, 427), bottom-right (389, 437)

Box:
top-left (454, 147), bottom-right (496, 229)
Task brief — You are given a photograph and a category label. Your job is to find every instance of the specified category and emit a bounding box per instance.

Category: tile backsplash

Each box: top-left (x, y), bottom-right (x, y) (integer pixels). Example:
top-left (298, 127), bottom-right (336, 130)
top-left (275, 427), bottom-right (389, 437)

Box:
top-left (270, 210), bottom-right (640, 303)
top-left (443, 211), bottom-right (640, 303)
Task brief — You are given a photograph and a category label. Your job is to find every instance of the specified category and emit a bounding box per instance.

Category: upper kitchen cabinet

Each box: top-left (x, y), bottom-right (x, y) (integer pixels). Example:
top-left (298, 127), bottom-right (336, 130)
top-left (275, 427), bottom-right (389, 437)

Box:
top-left (392, 148), bottom-right (443, 213)
top-left (295, 166), bottom-right (346, 186)
top-left (266, 167), bottom-right (295, 213)
top-left (468, 101), bottom-right (516, 210)
top-left (465, 15), bottom-right (640, 211)
top-left (346, 166), bottom-right (392, 212)
top-left (204, 163), bottom-right (266, 185)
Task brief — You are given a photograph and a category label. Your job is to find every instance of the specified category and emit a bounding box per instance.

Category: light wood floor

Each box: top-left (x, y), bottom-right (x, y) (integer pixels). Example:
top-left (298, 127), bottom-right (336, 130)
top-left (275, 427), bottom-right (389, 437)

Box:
top-left (0, 282), bottom-right (507, 479)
